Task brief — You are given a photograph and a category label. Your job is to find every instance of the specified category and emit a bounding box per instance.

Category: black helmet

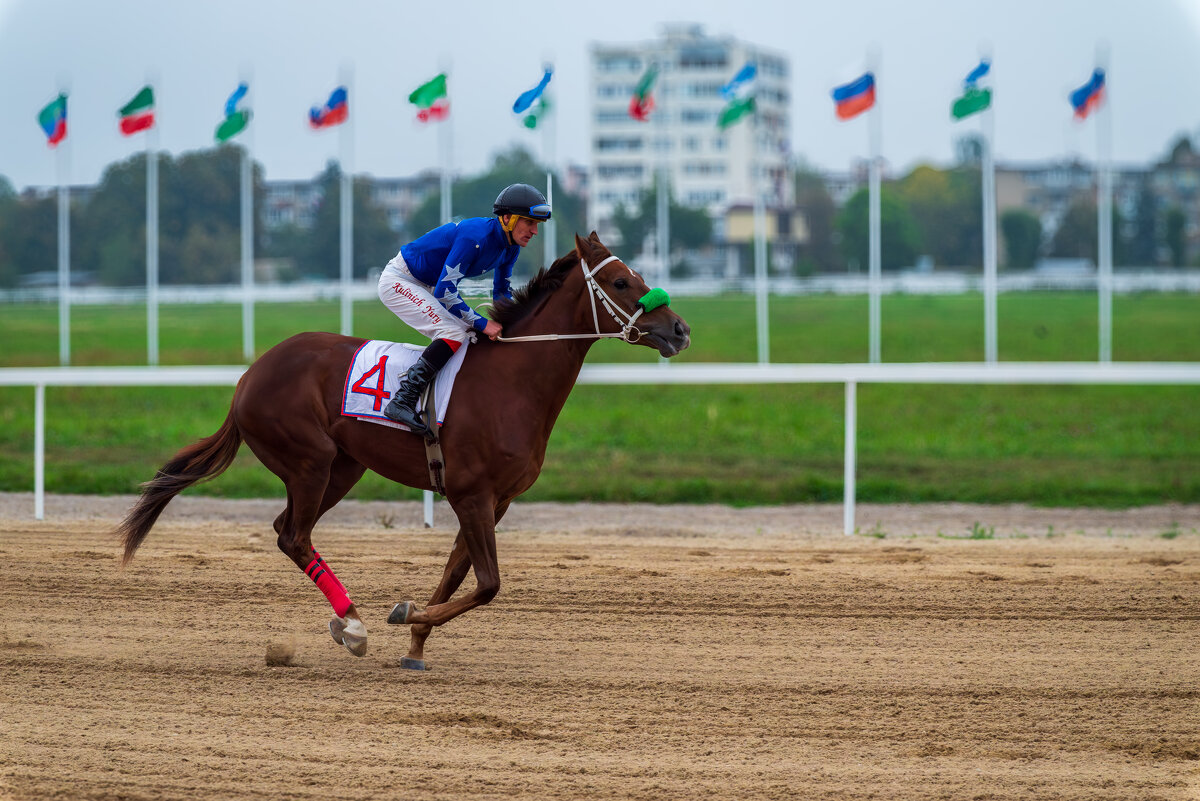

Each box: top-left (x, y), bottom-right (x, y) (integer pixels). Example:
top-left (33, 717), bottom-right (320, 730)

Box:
top-left (493, 183), bottom-right (552, 221)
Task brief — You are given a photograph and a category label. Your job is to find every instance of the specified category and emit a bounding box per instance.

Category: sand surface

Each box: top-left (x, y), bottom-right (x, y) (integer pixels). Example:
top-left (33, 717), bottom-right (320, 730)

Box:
top-left (1, 494), bottom-right (1198, 799)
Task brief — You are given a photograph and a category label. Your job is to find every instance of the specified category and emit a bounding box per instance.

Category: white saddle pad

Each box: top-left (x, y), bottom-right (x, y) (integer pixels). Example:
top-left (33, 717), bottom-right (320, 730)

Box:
top-left (340, 339), bottom-right (468, 431)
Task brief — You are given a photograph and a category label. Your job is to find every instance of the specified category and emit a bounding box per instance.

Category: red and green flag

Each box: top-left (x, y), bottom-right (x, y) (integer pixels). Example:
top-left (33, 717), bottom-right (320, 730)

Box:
top-left (409, 73), bottom-right (449, 122)
top-left (38, 93), bottom-right (67, 147)
top-left (118, 86), bottom-right (155, 136)
top-left (628, 65), bottom-right (657, 121)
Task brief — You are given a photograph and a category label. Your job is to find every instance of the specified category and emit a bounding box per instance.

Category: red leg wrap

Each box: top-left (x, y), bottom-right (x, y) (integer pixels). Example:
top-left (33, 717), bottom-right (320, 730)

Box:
top-left (304, 552), bottom-right (352, 618)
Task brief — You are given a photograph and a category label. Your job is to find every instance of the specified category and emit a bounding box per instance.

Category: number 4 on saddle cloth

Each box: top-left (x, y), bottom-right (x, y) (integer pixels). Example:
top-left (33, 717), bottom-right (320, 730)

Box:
top-left (341, 340), bottom-right (468, 433)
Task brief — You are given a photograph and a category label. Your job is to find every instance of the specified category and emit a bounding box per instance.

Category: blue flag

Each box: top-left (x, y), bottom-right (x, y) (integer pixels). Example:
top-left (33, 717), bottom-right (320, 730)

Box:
top-left (513, 68), bottom-right (553, 114)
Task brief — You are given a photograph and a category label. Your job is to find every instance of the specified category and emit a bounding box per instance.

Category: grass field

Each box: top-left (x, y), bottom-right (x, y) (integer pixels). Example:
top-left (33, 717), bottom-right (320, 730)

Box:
top-left (1, 291), bottom-right (1198, 506)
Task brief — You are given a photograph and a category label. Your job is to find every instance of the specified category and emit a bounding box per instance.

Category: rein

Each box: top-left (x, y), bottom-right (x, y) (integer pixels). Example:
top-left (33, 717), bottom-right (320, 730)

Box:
top-left (495, 255), bottom-right (668, 344)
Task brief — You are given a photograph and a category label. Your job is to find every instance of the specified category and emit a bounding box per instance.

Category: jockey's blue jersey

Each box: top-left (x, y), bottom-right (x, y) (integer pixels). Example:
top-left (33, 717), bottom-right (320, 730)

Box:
top-left (399, 216), bottom-right (519, 333)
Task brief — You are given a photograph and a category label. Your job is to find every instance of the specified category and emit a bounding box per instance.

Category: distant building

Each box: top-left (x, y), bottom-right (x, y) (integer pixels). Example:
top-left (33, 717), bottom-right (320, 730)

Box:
top-left (588, 24), bottom-right (792, 249)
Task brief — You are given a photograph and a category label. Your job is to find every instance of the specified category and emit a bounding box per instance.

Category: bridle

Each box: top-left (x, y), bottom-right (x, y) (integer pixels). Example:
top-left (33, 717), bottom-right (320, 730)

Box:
top-left (495, 255), bottom-right (666, 344)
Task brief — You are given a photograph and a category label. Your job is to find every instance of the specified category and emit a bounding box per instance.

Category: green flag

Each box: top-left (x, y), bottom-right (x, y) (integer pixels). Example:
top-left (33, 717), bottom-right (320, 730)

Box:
top-left (216, 110), bottom-right (251, 143)
top-left (409, 73), bottom-right (448, 108)
top-left (717, 96), bottom-right (756, 129)
top-left (951, 86), bottom-right (992, 120)
top-left (522, 96), bottom-right (551, 129)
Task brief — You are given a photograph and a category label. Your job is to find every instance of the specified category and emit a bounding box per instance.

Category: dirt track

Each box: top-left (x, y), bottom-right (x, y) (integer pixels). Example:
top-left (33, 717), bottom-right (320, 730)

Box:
top-left (2, 494), bottom-right (1199, 800)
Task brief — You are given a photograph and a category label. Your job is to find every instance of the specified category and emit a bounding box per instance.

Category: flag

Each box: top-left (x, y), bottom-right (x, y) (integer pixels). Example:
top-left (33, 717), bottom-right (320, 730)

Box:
top-left (720, 62), bottom-right (756, 101)
top-left (522, 95), bottom-right (551, 130)
top-left (628, 65), bottom-right (657, 121)
top-left (717, 96), bottom-right (756, 129)
top-left (831, 73), bottom-right (875, 120)
top-left (215, 83), bottom-right (252, 142)
top-left (964, 60), bottom-right (990, 86)
top-left (717, 61), bottom-right (757, 129)
top-left (1070, 68), bottom-right (1105, 119)
top-left (951, 60), bottom-right (992, 121)
top-left (118, 86), bottom-right (155, 135)
top-left (513, 68), bottom-right (552, 114)
top-left (38, 93), bottom-right (67, 147)
top-left (309, 86), bottom-right (348, 129)
top-left (409, 73), bottom-right (449, 122)
top-left (951, 88), bottom-right (992, 120)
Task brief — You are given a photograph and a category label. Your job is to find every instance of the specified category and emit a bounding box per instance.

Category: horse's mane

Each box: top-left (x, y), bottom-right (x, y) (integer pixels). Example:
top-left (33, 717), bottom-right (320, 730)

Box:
top-left (489, 249), bottom-right (588, 328)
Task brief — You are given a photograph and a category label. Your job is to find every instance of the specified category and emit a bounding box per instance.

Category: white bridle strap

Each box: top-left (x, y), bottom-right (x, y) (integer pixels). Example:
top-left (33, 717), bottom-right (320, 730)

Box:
top-left (496, 254), bottom-right (645, 343)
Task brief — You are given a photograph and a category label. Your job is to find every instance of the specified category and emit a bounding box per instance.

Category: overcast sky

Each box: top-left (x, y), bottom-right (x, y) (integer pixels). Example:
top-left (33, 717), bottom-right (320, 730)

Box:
top-left (1, 0), bottom-right (1198, 192)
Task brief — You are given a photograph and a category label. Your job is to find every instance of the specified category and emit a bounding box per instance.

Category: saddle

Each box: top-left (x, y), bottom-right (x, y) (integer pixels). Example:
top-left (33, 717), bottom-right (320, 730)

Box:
top-left (341, 339), bottom-right (465, 495)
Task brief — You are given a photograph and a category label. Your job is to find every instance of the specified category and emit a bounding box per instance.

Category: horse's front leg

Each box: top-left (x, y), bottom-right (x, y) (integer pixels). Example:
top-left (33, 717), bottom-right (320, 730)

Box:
top-left (392, 532), bottom-right (471, 670)
top-left (393, 497), bottom-right (500, 632)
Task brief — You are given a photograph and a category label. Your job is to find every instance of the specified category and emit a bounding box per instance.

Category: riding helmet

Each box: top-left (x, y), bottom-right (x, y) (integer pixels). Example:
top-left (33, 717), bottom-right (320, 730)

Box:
top-left (493, 183), bottom-right (552, 221)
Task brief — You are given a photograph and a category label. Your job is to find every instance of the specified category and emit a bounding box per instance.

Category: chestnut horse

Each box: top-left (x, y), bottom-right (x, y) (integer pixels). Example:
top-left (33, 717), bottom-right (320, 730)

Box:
top-left (115, 232), bottom-right (691, 669)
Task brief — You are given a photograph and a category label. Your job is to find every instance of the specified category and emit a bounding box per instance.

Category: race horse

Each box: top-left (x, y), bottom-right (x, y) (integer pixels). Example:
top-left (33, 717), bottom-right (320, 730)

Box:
top-left (115, 232), bottom-right (691, 669)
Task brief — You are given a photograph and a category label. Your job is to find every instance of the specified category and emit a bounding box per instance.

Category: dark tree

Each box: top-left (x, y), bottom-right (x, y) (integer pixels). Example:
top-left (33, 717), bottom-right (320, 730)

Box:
top-left (1000, 209), bottom-right (1043, 269)
top-left (835, 186), bottom-right (921, 272)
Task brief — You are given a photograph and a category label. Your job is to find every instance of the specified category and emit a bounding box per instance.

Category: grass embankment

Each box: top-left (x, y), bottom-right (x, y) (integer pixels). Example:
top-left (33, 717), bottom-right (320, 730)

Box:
top-left (1, 292), bottom-right (1197, 506)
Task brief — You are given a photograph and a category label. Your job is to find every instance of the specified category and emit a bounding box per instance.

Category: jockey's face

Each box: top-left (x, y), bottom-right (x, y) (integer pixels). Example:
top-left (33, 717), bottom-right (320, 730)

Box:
top-left (507, 215), bottom-right (540, 248)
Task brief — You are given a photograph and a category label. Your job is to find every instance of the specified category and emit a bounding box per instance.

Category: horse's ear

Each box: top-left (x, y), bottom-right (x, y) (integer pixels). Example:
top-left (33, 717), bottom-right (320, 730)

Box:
top-left (574, 233), bottom-right (591, 258)
top-left (588, 230), bottom-right (601, 243)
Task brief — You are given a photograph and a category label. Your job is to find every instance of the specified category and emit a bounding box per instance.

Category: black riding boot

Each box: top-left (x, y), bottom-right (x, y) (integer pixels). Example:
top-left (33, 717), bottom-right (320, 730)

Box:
top-left (383, 356), bottom-right (438, 435)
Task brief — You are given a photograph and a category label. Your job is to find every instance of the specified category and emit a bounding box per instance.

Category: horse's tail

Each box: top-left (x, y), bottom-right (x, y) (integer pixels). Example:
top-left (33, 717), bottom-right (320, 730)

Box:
top-left (116, 408), bottom-right (243, 566)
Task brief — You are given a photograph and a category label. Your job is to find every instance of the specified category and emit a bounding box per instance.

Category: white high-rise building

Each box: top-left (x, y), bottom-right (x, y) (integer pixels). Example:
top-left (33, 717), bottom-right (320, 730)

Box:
top-left (588, 24), bottom-right (791, 245)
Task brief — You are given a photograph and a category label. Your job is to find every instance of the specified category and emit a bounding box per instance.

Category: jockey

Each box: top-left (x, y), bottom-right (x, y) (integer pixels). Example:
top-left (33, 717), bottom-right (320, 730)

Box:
top-left (377, 182), bottom-right (551, 435)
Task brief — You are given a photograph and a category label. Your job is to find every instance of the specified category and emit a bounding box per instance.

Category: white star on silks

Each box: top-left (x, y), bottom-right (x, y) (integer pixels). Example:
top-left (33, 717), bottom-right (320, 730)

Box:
top-left (442, 263), bottom-right (466, 283)
top-left (439, 287), bottom-right (464, 308)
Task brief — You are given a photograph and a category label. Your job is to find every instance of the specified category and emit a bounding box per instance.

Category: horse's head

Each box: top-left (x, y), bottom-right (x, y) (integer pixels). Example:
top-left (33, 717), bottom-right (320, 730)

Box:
top-left (573, 232), bottom-right (691, 357)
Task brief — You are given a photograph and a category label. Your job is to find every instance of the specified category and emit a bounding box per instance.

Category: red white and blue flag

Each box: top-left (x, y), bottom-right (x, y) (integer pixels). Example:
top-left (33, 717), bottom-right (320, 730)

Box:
top-left (309, 86), bottom-right (348, 129)
top-left (1069, 68), bottom-right (1105, 119)
top-left (832, 73), bottom-right (875, 120)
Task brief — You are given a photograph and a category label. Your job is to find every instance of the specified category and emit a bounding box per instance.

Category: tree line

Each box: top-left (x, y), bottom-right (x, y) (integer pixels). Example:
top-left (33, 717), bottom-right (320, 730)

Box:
top-left (0, 139), bottom-right (1193, 290)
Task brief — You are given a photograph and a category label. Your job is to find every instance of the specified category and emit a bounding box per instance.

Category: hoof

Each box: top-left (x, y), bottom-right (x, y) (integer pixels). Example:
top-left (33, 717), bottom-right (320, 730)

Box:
top-left (400, 656), bottom-right (427, 671)
top-left (387, 601), bottom-right (417, 625)
top-left (329, 616), bottom-right (368, 658)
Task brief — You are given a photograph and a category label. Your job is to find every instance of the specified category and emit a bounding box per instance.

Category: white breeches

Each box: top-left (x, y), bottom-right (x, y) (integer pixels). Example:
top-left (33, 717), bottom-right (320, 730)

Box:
top-left (377, 255), bottom-right (473, 344)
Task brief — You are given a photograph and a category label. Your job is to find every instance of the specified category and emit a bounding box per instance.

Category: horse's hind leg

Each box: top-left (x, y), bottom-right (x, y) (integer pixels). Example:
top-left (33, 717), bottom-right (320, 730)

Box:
top-left (262, 441), bottom-right (369, 657)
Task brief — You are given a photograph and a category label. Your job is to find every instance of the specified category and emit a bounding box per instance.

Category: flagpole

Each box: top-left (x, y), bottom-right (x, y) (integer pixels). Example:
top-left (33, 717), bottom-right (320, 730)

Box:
top-left (867, 52), bottom-right (882, 365)
top-left (56, 105), bottom-right (71, 366)
top-left (753, 109), bottom-right (769, 365)
top-left (339, 66), bottom-right (354, 337)
top-left (655, 53), bottom-right (670, 293)
top-left (240, 123), bottom-right (255, 362)
top-left (542, 58), bottom-right (557, 268)
top-left (439, 60), bottom-right (453, 225)
top-left (982, 78), bottom-right (998, 364)
top-left (1096, 48), bottom-right (1113, 363)
top-left (147, 120), bottom-right (159, 366)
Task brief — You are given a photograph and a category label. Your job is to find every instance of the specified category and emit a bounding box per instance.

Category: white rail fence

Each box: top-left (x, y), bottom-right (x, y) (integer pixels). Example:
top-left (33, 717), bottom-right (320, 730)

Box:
top-left (3, 363), bottom-right (1199, 534)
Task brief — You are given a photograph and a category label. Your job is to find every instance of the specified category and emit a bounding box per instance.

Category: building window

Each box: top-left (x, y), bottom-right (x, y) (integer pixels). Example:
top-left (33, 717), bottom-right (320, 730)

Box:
top-left (596, 137), bottom-right (644, 153)
top-left (598, 164), bottom-right (645, 179)
top-left (596, 56), bottom-right (642, 73)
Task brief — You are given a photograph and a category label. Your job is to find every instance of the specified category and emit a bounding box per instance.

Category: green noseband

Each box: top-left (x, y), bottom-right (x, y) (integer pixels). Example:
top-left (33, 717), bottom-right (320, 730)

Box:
top-left (637, 287), bottom-right (671, 314)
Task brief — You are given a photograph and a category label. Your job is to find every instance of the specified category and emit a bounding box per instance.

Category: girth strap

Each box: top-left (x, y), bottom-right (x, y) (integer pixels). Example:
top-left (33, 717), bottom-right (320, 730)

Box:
top-left (419, 381), bottom-right (447, 496)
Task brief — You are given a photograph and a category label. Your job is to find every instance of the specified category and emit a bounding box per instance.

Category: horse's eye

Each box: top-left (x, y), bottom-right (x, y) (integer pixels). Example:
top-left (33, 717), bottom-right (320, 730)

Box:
top-left (614, 278), bottom-right (628, 290)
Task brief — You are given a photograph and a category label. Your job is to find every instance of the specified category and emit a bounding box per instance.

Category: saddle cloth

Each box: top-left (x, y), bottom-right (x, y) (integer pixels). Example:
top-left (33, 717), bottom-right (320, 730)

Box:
top-left (340, 339), bottom-right (468, 431)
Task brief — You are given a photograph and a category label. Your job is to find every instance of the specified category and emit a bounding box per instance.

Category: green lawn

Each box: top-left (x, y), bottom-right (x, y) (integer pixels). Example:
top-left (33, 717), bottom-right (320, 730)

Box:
top-left (1, 291), bottom-right (1197, 506)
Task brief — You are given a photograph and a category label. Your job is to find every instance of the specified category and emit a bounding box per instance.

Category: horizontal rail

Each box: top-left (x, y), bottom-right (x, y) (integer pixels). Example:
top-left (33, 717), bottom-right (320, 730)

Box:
top-left (5, 362), bottom-right (1199, 530)
top-left (4, 362), bottom-right (1199, 388)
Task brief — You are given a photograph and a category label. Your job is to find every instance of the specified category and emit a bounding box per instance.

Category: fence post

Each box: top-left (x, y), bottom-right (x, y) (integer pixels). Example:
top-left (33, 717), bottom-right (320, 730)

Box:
top-left (35, 384), bottom-right (45, 521)
top-left (423, 490), bottom-right (434, 528)
top-left (843, 380), bottom-right (857, 536)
